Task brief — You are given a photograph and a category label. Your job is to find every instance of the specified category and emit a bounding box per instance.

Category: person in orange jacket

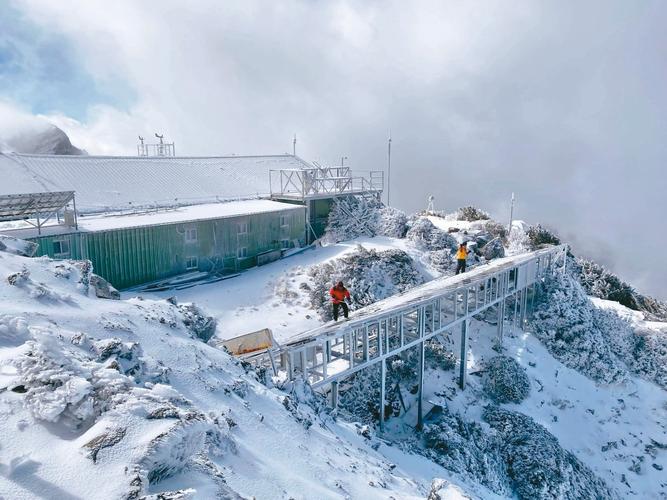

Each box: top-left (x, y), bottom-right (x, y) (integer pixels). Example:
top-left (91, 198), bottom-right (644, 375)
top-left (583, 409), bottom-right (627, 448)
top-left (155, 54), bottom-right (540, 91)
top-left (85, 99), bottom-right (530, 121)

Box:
top-left (455, 242), bottom-right (468, 275)
top-left (329, 281), bottom-right (351, 321)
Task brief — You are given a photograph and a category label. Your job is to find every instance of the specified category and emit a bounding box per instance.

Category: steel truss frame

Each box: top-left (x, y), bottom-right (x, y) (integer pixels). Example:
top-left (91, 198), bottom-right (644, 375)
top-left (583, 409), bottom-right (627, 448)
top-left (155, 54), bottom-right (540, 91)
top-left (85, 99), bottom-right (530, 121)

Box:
top-left (247, 244), bottom-right (567, 430)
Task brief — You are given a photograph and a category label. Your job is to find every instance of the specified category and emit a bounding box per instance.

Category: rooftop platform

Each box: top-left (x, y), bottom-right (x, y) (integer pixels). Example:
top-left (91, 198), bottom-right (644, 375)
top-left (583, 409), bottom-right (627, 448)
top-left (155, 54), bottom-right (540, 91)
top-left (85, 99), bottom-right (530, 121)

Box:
top-left (0, 199), bottom-right (304, 239)
top-left (270, 166), bottom-right (383, 201)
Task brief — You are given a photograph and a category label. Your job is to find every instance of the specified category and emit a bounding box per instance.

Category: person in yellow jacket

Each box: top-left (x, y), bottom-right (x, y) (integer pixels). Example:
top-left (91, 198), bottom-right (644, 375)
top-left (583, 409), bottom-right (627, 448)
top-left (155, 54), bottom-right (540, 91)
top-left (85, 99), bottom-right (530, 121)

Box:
top-left (455, 242), bottom-right (468, 274)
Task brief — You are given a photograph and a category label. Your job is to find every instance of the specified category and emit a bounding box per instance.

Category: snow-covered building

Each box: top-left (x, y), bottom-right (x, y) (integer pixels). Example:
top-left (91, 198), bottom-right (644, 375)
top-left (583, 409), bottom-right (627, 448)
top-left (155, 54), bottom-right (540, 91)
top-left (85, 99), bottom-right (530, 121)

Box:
top-left (0, 152), bottom-right (383, 288)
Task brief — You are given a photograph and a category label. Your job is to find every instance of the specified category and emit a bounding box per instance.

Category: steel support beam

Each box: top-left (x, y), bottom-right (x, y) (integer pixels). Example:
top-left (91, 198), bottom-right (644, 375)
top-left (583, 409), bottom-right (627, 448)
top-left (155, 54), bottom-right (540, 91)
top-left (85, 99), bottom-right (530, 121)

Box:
top-left (379, 358), bottom-right (386, 432)
top-left (331, 381), bottom-right (339, 408)
top-left (416, 339), bottom-right (425, 430)
top-left (459, 319), bottom-right (469, 389)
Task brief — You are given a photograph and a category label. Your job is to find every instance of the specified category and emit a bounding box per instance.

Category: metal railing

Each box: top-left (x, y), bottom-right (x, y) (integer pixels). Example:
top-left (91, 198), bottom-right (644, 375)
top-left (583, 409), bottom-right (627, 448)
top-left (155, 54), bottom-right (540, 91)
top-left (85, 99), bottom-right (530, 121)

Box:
top-left (245, 244), bottom-right (567, 429)
top-left (270, 167), bottom-right (384, 200)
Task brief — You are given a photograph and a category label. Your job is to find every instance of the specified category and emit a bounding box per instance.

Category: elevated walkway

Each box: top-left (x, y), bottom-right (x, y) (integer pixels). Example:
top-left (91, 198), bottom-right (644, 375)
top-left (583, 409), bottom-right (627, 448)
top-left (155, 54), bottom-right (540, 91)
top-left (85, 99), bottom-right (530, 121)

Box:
top-left (247, 244), bottom-right (567, 429)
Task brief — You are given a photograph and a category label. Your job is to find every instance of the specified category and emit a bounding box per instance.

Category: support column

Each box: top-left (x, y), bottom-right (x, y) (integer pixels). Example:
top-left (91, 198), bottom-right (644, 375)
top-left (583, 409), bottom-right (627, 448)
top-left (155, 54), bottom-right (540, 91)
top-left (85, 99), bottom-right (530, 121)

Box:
top-left (520, 289), bottom-right (527, 327)
top-left (331, 380), bottom-right (339, 408)
top-left (379, 358), bottom-right (386, 432)
top-left (497, 300), bottom-right (505, 346)
top-left (458, 319), bottom-right (469, 389)
top-left (416, 340), bottom-right (425, 430)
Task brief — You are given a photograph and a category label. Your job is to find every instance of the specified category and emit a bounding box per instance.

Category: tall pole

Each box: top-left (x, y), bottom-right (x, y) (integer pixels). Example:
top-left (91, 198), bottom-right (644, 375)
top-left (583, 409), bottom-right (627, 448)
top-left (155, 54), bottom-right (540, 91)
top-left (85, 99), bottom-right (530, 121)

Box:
top-left (293, 134), bottom-right (297, 156)
top-left (508, 192), bottom-right (515, 235)
top-left (387, 133), bottom-right (392, 206)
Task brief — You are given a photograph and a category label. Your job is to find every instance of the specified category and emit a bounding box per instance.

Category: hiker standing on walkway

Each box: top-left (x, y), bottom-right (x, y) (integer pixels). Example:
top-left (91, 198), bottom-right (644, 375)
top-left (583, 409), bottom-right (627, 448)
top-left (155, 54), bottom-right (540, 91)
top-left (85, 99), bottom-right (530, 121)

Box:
top-left (330, 281), bottom-right (351, 321)
top-left (455, 242), bottom-right (468, 275)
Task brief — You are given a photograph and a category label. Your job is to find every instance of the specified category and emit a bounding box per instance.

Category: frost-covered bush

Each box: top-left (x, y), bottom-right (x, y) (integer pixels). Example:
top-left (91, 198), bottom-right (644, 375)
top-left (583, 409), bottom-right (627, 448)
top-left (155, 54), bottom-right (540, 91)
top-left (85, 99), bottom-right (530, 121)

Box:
top-left (423, 406), bottom-right (509, 495)
top-left (14, 337), bottom-right (134, 427)
top-left (425, 339), bottom-right (456, 371)
top-left (306, 245), bottom-right (424, 320)
top-left (455, 206), bottom-right (490, 222)
top-left (323, 196), bottom-right (380, 243)
top-left (526, 224), bottom-right (560, 248)
top-left (506, 226), bottom-right (530, 255)
top-left (482, 356), bottom-right (530, 404)
top-left (406, 218), bottom-right (458, 252)
top-left (483, 220), bottom-right (508, 241)
top-left (377, 206), bottom-right (409, 238)
top-left (428, 249), bottom-right (455, 273)
top-left (323, 196), bottom-right (409, 242)
top-left (483, 406), bottom-right (616, 500)
top-left (575, 258), bottom-right (638, 310)
top-left (531, 274), bottom-right (627, 383)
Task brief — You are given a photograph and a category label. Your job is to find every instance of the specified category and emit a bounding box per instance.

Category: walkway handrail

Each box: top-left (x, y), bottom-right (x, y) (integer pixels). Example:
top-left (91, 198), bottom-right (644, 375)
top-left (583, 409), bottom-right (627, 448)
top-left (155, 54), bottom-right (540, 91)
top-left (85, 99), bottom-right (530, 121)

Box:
top-left (246, 243), bottom-right (567, 430)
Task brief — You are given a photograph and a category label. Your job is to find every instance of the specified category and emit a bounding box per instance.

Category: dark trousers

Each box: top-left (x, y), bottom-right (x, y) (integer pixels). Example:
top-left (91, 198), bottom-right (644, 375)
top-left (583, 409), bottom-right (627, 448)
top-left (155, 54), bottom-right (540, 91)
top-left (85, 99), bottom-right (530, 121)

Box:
top-left (333, 302), bottom-right (349, 321)
top-left (455, 259), bottom-right (467, 274)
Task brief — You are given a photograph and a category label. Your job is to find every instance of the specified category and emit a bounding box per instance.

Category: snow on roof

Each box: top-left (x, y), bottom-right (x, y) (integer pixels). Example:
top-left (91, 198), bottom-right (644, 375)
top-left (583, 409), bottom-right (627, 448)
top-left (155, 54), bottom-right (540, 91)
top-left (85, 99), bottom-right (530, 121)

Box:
top-left (1, 199), bottom-right (304, 238)
top-left (0, 153), bottom-right (313, 213)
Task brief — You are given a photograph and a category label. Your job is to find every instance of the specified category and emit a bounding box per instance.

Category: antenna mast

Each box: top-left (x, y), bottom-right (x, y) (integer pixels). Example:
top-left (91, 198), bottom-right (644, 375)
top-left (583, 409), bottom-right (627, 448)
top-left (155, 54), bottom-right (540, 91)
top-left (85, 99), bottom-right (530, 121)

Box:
top-left (508, 192), bottom-right (515, 234)
top-left (293, 134), bottom-right (297, 156)
top-left (387, 132), bottom-right (392, 206)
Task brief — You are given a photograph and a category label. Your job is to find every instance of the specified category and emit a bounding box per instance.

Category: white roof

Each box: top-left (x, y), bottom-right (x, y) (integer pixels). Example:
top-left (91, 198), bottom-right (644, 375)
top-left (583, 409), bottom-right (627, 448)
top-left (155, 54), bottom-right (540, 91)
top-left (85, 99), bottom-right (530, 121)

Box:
top-left (0, 153), bottom-right (312, 213)
top-left (1, 199), bottom-right (304, 238)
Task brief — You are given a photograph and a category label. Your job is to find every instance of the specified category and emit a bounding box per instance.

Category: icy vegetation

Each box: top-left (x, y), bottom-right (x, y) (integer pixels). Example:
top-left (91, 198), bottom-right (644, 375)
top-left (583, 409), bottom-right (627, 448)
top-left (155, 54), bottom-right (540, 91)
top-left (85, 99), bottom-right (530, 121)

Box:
top-left (2, 202), bottom-right (667, 499)
top-left (306, 244), bottom-right (424, 320)
top-left (0, 248), bottom-right (466, 499)
top-left (532, 272), bottom-right (667, 389)
top-left (323, 196), bottom-right (408, 243)
top-left (481, 356), bottom-right (531, 404)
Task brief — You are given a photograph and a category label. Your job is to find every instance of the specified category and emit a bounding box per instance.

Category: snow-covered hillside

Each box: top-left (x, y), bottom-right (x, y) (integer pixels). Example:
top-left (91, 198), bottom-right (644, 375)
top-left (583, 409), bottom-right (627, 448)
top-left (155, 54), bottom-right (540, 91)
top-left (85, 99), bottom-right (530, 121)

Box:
top-left (1, 207), bottom-right (666, 499)
top-left (0, 246), bottom-right (490, 499)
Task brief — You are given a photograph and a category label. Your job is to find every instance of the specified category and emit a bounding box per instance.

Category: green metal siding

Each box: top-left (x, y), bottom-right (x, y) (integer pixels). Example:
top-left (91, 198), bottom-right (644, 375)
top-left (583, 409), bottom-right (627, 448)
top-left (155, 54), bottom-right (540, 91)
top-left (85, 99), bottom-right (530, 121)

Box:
top-left (29, 208), bottom-right (306, 290)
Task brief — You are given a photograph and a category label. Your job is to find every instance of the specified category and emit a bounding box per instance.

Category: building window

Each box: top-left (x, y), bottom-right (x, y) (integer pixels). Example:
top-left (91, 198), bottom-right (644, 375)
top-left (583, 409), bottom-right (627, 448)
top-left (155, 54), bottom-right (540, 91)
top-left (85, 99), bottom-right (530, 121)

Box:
top-left (237, 247), bottom-right (248, 259)
top-left (53, 237), bottom-right (70, 257)
top-left (185, 227), bottom-right (198, 242)
top-left (185, 256), bottom-right (198, 270)
top-left (280, 215), bottom-right (289, 227)
top-left (281, 239), bottom-right (291, 249)
top-left (237, 222), bottom-right (248, 235)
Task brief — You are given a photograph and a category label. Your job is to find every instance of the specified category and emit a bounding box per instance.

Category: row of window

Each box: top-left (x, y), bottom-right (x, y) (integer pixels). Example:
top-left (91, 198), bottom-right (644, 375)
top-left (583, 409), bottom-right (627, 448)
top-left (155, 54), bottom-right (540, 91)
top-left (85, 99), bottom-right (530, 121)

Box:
top-left (184, 240), bottom-right (291, 270)
top-left (183, 216), bottom-right (291, 243)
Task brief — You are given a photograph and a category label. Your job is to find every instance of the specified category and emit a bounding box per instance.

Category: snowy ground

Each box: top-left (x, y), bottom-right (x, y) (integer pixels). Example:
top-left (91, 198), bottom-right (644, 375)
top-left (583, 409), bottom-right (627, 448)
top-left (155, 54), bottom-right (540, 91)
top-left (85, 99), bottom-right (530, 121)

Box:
top-left (132, 236), bottom-right (438, 344)
top-left (0, 245), bottom-right (479, 499)
top-left (2, 213), bottom-right (667, 499)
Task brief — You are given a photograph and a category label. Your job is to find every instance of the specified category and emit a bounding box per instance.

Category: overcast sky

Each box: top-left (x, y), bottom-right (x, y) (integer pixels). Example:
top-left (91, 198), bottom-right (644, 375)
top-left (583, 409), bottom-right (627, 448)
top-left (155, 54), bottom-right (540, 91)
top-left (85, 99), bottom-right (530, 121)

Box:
top-left (1, 0), bottom-right (666, 299)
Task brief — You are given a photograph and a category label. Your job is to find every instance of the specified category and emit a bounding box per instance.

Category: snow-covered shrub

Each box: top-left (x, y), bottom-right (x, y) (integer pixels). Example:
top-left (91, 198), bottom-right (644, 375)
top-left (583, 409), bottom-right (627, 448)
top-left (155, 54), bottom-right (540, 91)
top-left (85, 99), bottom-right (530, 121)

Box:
top-left (377, 205), bottom-right (408, 238)
top-left (531, 274), bottom-right (627, 383)
top-left (323, 196), bottom-right (409, 242)
top-left (406, 218), bottom-right (458, 252)
top-left (428, 249), bottom-right (455, 273)
top-left (526, 224), bottom-right (560, 248)
top-left (306, 245), bottom-right (424, 320)
top-left (506, 226), bottom-right (530, 255)
top-left (425, 339), bottom-right (456, 371)
top-left (483, 220), bottom-right (508, 241)
top-left (423, 406), bottom-right (509, 495)
top-left (574, 258), bottom-right (639, 311)
top-left (483, 406), bottom-right (616, 500)
top-left (14, 336), bottom-right (133, 427)
top-left (455, 206), bottom-right (490, 222)
top-left (323, 196), bottom-right (380, 243)
top-left (482, 356), bottom-right (530, 404)
top-left (626, 328), bottom-right (667, 389)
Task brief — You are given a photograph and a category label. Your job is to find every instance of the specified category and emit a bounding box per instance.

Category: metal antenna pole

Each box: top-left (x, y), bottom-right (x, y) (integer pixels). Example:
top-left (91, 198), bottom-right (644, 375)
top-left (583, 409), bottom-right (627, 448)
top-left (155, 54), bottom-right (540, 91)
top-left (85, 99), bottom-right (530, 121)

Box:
top-left (387, 133), bottom-right (392, 206)
top-left (508, 192), bottom-right (515, 235)
top-left (293, 134), bottom-right (297, 156)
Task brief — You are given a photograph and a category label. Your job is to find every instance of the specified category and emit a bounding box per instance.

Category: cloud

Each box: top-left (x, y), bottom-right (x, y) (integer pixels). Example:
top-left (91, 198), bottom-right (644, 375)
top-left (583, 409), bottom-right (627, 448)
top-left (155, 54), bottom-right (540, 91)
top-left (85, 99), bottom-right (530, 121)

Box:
top-left (3, 0), bottom-right (667, 299)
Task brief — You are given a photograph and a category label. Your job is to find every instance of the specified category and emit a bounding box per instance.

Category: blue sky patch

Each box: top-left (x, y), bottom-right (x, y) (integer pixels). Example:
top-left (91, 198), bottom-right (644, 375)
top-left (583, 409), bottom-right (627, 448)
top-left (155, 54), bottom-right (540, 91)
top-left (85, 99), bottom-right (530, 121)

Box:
top-left (0, 3), bottom-right (133, 120)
